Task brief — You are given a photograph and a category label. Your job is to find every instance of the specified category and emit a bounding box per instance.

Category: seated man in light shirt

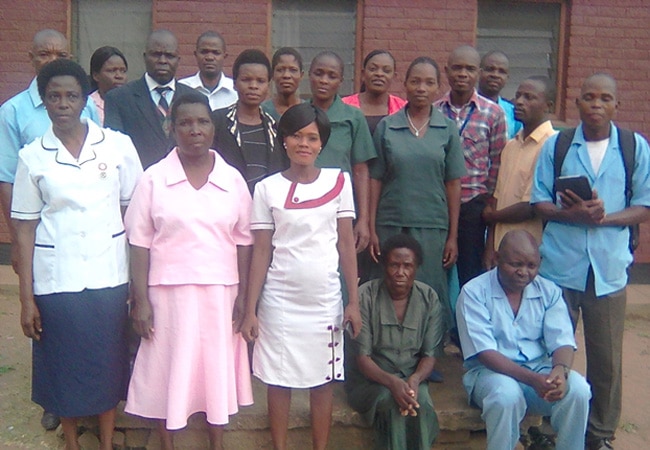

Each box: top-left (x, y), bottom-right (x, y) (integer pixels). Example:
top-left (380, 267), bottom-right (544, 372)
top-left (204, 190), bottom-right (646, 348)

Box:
top-left (456, 230), bottom-right (590, 450)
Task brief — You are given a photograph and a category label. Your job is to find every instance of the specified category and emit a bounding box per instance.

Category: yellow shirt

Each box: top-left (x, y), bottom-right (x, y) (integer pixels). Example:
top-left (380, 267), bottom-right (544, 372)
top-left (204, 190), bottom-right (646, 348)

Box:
top-left (493, 120), bottom-right (556, 247)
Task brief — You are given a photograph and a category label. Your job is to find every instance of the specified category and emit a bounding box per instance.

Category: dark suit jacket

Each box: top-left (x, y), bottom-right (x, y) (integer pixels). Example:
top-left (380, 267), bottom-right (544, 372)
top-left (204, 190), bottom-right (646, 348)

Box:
top-left (104, 75), bottom-right (194, 169)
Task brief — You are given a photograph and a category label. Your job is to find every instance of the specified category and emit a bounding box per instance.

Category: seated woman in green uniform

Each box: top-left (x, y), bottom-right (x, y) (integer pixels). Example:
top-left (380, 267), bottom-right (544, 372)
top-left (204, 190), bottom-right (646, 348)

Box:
top-left (368, 56), bottom-right (465, 339)
top-left (346, 234), bottom-right (445, 450)
top-left (309, 50), bottom-right (377, 253)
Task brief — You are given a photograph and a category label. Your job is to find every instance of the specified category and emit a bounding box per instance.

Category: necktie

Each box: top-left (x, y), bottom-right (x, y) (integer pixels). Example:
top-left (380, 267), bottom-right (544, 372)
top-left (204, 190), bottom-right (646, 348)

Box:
top-left (155, 86), bottom-right (171, 117)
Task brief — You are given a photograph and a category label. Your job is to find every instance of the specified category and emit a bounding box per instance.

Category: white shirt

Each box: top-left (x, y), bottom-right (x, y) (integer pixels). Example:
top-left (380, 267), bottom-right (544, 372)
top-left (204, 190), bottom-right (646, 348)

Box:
top-left (586, 138), bottom-right (609, 175)
top-left (178, 71), bottom-right (238, 110)
top-left (11, 119), bottom-right (143, 295)
top-left (144, 72), bottom-right (176, 106)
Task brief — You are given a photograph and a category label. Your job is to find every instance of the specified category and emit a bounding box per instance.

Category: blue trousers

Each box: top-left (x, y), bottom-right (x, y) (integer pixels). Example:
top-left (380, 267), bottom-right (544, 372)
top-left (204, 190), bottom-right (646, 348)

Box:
top-left (465, 365), bottom-right (591, 450)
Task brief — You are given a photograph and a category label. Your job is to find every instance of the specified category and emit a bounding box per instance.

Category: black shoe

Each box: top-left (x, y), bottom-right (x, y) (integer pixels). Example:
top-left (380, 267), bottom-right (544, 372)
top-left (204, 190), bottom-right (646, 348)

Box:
top-left (527, 426), bottom-right (555, 450)
top-left (587, 438), bottom-right (614, 450)
top-left (40, 411), bottom-right (60, 431)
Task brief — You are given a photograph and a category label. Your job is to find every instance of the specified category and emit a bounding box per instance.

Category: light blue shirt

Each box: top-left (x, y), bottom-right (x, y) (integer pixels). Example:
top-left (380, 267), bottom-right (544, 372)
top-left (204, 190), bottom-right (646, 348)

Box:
top-left (498, 97), bottom-right (522, 140)
top-left (456, 269), bottom-right (576, 372)
top-left (0, 78), bottom-right (100, 183)
top-left (531, 123), bottom-right (650, 295)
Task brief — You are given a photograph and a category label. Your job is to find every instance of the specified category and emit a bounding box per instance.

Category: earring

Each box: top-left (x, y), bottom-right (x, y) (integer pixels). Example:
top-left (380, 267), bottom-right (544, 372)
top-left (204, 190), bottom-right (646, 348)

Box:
top-left (283, 143), bottom-right (287, 149)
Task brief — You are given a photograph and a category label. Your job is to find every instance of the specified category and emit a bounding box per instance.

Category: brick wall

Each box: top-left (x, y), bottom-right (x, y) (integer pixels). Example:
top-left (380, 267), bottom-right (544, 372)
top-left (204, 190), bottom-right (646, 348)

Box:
top-left (154, 0), bottom-right (270, 80)
top-left (0, 0), bottom-right (69, 242)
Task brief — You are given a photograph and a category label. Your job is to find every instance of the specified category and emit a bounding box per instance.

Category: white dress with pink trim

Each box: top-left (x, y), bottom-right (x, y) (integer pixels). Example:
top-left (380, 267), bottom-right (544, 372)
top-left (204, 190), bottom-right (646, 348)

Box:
top-left (250, 168), bottom-right (355, 388)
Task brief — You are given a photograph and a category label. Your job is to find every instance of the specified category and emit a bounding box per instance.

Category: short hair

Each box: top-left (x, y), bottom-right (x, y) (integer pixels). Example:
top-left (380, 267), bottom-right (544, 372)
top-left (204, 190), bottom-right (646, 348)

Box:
top-left (363, 49), bottom-right (396, 70)
top-left (405, 56), bottom-right (440, 84)
top-left (233, 49), bottom-right (271, 81)
top-left (37, 59), bottom-right (90, 100)
top-left (380, 234), bottom-right (424, 267)
top-left (169, 90), bottom-right (211, 125)
top-left (196, 30), bottom-right (226, 50)
top-left (525, 75), bottom-right (556, 103)
top-left (146, 29), bottom-right (178, 51)
top-left (89, 46), bottom-right (128, 90)
top-left (277, 102), bottom-right (331, 148)
top-left (271, 47), bottom-right (303, 72)
top-left (583, 72), bottom-right (617, 96)
top-left (480, 50), bottom-right (509, 68)
top-left (310, 51), bottom-right (344, 77)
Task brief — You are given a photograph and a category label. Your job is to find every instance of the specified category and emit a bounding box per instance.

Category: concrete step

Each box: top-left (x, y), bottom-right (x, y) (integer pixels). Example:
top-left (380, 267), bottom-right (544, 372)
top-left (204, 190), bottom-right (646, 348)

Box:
top-left (77, 355), bottom-right (540, 449)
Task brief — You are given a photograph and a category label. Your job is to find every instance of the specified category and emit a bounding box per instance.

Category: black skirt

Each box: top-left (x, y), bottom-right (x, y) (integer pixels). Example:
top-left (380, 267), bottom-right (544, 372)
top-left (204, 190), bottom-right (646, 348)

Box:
top-left (32, 284), bottom-right (129, 417)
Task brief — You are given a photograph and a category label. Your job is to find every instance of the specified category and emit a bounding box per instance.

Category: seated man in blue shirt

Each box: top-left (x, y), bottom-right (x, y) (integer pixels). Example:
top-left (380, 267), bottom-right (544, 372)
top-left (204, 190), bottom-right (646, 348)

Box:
top-left (456, 230), bottom-right (590, 450)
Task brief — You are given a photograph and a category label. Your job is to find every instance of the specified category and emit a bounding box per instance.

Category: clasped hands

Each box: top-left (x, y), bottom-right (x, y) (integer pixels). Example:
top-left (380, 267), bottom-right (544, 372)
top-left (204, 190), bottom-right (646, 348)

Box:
top-left (390, 376), bottom-right (421, 417)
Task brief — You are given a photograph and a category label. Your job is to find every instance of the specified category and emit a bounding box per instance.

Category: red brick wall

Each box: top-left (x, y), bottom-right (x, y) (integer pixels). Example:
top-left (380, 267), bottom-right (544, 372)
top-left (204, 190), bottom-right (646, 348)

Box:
top-left (154, 0), bottom-right (270, 80)
top-left (362, 0), bottom-right (477, 98)
top-left (0, 0), bottom-right (69, 242)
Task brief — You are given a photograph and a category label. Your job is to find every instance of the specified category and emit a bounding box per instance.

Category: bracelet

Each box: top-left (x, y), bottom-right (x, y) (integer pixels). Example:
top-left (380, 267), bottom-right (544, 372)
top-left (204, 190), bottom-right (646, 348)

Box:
top-left (552, 363), bottom-right (570, 379)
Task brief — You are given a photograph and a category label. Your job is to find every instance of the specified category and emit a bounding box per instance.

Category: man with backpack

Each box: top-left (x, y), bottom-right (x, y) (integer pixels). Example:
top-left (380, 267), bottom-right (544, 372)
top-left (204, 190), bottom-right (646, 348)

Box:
top-left (531, 73), bottom-right (650, 450)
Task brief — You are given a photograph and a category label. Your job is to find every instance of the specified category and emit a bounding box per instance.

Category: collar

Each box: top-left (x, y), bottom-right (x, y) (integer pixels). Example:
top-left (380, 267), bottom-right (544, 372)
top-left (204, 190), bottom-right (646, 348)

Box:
top-left (516, 120), bottom-right (555, 143)
top-left (164, 148), bottom-right (231, 191)
top-left (377, 281), bottom-right (420, 330)
top-left (488, 268), bottom-right (542, 301)
top-left (28, 78), bottom-right (43, 108)
top-left (145, 73), bottom-right (176, 93)
top-left (40, 118), bottom-right (105, 166)
top-left (224, 103), bottom-right (277, 149)
top-left (439, 89), bottom-right (480, 109)
top-left (311, 94), bottom-right (344, 116)
top-left (389, 105), bottom-right (449, 130)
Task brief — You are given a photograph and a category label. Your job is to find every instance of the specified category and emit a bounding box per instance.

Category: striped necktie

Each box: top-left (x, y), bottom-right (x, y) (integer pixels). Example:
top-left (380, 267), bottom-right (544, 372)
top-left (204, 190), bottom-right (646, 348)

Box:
top-left (155, 86), bottom-right (171, 117)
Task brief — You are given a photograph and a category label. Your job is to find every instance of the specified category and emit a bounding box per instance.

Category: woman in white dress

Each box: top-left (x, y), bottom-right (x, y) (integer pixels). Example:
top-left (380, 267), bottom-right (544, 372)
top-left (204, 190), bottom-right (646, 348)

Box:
top-left (241, 102), bottom-right (362, 450)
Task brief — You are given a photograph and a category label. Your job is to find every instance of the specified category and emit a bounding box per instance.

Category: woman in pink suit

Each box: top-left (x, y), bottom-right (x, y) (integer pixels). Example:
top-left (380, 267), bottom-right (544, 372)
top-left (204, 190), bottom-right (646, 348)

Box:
top-left (124, 91), bottom-right (253, 450)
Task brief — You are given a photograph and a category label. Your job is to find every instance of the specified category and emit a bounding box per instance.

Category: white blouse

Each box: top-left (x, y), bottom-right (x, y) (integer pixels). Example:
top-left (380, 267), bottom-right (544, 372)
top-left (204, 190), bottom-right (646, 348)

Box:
top-left (11, 119), bottom-right (143, 295)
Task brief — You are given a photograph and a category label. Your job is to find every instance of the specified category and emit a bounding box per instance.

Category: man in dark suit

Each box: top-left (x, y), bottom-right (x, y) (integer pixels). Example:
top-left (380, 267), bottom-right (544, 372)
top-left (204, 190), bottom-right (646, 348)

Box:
top-left (104, 29), bottom-right (194, 169)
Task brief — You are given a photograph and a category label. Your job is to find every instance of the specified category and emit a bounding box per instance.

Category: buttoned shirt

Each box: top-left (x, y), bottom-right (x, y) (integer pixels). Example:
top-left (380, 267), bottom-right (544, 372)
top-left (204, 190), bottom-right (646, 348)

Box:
top-left (493, 120), bottom-right (556, 247)
top-left (125, 148), bottom-right (252, 286)
top-left (531, 123), bottom-right (650, 296)
top-left (498, 97), bottom-right (523, 140)
top-left (313, 95), bottom-right (377, 173)
top-left (144, 73), bottom-right (176, 106)
top-left (435, 90), bottom-right (508, 203)
top-left (0, 78), bottom-right (100, 183)
top-left (11, 119), bottom-right (142, 295)
top-left (456, 269), bottom-right (576, 373)
top-left (370, 106), bottom-right (466, 229)
top-left (178, 72), bottom-right (238, 111)
top-left (352, 279), bottom-right (445, 378)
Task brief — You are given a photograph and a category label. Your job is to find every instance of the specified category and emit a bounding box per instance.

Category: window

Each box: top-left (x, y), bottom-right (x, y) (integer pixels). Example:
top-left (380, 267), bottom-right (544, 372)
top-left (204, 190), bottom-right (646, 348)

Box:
top-left (73, 0), bottom-right (152, 80)
top-left (272, 0), bottom-right (357, 97)
top-left (477, 0), bottom-right (564, 113)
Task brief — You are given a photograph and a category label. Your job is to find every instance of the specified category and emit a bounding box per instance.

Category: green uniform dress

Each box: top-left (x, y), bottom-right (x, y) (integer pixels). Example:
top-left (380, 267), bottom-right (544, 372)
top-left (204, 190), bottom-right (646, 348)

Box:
top-left (370, 106), bottom-right (465, 325)
top-left (313, 95), bottom-right (376, 172)
top-left (345, 279), bottom-right (445, 450)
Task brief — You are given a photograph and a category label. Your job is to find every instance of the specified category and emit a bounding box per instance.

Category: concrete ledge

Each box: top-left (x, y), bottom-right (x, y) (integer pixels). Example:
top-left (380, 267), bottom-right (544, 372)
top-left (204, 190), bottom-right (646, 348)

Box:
top-left (79, 355), bottom-right (540, 449)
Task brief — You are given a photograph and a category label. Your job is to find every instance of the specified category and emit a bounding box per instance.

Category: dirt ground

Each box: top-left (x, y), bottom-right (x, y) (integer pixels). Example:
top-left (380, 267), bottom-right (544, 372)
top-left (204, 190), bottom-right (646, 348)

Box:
top-left (0, 273), bottom-right (649, 450)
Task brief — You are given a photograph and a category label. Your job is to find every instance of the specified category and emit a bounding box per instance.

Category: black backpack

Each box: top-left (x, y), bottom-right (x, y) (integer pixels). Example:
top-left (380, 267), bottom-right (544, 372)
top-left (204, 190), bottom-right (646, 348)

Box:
top-left (553, 127), bottom-right (639, 252)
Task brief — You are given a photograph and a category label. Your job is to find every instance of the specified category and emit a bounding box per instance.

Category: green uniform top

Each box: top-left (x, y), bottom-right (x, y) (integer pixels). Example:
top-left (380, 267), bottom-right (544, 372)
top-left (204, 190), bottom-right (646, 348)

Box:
top-left (260, 99), bottom-right (281, 121)
top-left (371, 106), bottom-right (465, 229)
top-left (260, 98), bottom-right (306, 122)
top-left (348, 278), bottom-right (445, 382)
top-left (313, 95), bottom-right (377, 173)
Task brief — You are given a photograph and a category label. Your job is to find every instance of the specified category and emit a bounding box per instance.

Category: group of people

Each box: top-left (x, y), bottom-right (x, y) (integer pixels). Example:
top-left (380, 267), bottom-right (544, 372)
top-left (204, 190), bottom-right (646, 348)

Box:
top-left (1, 26), bottom-right (649, 450)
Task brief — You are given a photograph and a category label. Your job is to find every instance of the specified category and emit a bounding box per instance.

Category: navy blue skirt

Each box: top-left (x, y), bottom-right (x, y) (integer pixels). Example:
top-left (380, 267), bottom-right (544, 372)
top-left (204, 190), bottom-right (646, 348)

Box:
top-left (32, 284), bottom-right (129, 417)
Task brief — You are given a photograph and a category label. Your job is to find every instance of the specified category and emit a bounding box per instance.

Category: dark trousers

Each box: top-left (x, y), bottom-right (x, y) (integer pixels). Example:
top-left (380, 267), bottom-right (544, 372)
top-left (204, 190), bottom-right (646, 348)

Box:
top-left (457, 195), bottom-right (487, 287)
top-left (562, 269), bottom-right (626, 443)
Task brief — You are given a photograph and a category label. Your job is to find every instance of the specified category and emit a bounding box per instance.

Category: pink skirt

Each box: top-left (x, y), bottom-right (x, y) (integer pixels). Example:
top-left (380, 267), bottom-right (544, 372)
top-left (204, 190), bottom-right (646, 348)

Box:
top-left (125, 284), bottom-right (253, 430)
